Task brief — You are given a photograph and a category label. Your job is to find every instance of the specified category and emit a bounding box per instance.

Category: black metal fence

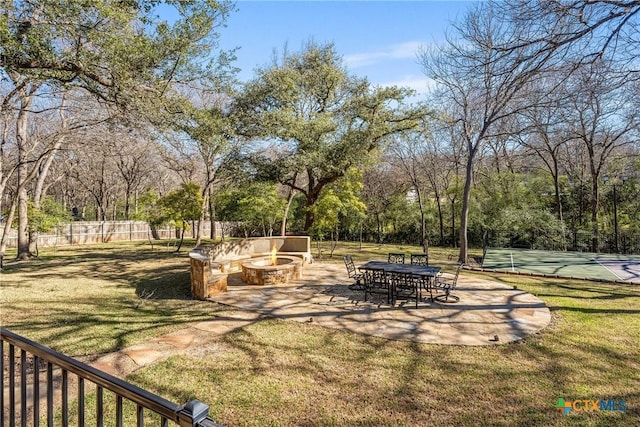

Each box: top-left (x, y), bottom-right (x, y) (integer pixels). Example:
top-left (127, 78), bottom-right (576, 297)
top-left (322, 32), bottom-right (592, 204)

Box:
top-left (483, 229), bottom-right (640, 254)
top-left (1, 328), bottom-right (221, 427)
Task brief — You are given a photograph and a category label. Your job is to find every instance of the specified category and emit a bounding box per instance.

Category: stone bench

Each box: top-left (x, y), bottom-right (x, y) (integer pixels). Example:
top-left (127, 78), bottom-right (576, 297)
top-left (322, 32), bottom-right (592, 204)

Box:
top-left (189, 236), bottom-right (311, 299)
top-left (209, 254), bottom-right (253, 273)
top-left (189, 253), bottom-right (228, 299)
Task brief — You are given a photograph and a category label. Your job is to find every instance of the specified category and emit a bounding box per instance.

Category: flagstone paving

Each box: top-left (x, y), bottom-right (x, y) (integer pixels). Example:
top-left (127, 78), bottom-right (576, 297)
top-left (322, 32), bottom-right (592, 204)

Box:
top-left (211, 262), bottom-right (551, 346)
top-left (87, 262), bottom-right (551, 378)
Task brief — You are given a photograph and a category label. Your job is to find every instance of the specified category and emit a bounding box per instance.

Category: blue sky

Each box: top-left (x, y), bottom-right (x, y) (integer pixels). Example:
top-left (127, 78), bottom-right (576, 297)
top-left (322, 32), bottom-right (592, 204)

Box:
top-left (216, 1), bottom-right (475, 96)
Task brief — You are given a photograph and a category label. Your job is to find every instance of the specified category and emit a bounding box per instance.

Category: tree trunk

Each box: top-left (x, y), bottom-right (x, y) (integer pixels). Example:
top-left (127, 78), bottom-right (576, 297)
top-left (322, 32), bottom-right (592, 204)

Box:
top-left (0, 119), bottom-right (8, 208)
top-left (303, 191), bottom-right (319, 232)
top-left (591, 180), bottom-right (599, 253)
top-left (0, 200), bottom-right (18, 256)
top-left (176, 222), bottom-right (186, 252)
top-left (209, 188), bottom-right (216, 240)
top-left (16, 94), bottom-right (33, 260)
top-left (124, 187), bottom-right (131, 220)
top-left (458, 154), bottom-right (475, 264)
top-left (552, 165), bottom-right (567, 251)
top-left (330, 226), bottom-right (338, 257)
top-left (16, 187), bottom-right (30, 259)
top-left (150, 225), bottom-right (160, 240)
top-left (451, 197), bottom-right (456, 247)
top-left (195, 191), bottom-right (208, 247)
top-left (303, 208), bottom-right (314, 233)
top-left (280, 187), bottom-right (296, 236)
top-left (435, 190), bottom-right (445, 246)
top-left (29, 136), bottom-right (65, 253)
top-left (551, 158), bottom-right (563, 221)
top-left (416, 186), bottom-right (427, 253)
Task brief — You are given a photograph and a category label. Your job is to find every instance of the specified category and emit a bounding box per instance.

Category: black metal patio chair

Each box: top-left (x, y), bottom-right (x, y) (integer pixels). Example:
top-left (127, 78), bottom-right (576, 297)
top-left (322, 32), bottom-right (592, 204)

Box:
top-left (410, 253), bottom-right (429, 266)
top-left (433, 263), bottom-right (464, 303)
top-left (363, 268), bottom-right (391, 304)
top-left (343, 255), bottom-right (364, 291)
top-left (390, 271), bottom-right (421, 308)
top-left (387, 253), bottom-right (405, 264)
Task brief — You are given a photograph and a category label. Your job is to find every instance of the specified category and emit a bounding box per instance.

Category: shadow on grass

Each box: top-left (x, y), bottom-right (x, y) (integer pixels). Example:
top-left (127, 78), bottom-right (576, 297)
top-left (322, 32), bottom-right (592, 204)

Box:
top-left (127, 314), bottom-right (640, 426)
top-left (1, 243), bottom-right (224, 355)
top-left (3, 244), bottom-right (196, 301)
top-left (518, 281), bottom-right (640, 315)
top-left (1, 295), bottom-right (221, 355)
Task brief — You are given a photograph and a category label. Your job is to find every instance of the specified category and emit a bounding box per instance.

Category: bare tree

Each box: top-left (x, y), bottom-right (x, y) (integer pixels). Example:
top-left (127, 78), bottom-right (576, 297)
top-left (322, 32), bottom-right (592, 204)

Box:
top-left (427, 117), bottom-right (466, 247)
top-left (1, 0), bottom-right (235, 259)
top-left (562, 62), bottom-right (638, 251)
top-left (387, 132), bottom-right (431, 254)
top-left (419, 2), bottom-right (554, 262)
top-left (106, 128), bottom-right (157, 220)
top-left (494, 0), bottom-right (640, 78)
top-left (361, 167), bottom-right (405, 244)
top-left (69, 125), bottom-right (124, 221)
top-left (515, 74), bottom-right (575, 224)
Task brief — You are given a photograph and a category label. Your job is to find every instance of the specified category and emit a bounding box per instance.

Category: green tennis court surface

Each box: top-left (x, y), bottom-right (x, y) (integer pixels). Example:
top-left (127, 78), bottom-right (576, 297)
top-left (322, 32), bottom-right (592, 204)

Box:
top-left (482, 248), bottom-right (640, 283)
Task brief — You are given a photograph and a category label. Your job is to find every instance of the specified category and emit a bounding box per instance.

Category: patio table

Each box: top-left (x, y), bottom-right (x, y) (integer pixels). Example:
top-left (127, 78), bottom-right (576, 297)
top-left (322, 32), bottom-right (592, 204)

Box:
top-left (358, 261), bottom-right (441, 306)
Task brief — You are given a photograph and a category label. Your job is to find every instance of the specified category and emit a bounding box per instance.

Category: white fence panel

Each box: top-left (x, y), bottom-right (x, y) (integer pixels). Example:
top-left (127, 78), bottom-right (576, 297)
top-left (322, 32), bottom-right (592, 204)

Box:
top-left (0, 220), bottom-right (240, 249)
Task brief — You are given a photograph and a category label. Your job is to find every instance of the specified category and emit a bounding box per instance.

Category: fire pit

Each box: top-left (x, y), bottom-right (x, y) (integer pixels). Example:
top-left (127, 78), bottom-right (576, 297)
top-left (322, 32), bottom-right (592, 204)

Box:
top-left (241, 254), bottom-right (303, 286)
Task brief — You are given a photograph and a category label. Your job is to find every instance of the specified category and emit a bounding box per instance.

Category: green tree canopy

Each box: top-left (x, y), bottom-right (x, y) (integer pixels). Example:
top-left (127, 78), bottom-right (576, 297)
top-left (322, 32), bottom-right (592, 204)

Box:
top-left (0, 0), bottom-right (236, 109)
top-left (233, 42), bottom-right (426, 232)
top-left (309, 168), bottom-right (367, 255)
top-left (25, 197), bottom-right (71, 256)
top-left (214, 182), bottom-right (286, 237)
top-left (160, 182), bottom-right (203, 251)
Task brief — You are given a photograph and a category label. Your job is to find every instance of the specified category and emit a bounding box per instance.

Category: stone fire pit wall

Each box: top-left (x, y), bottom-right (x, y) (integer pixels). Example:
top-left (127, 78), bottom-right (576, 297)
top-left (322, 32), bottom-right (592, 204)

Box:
top-left (241, 255), bottom-right (303, 286)
top-left (189, 236), bottom-right (311, 300)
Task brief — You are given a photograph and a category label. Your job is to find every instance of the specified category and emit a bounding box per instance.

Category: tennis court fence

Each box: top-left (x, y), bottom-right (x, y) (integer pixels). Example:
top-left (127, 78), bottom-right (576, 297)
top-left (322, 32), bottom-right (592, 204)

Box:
top-left (483, 229), bottom-right (640, 255)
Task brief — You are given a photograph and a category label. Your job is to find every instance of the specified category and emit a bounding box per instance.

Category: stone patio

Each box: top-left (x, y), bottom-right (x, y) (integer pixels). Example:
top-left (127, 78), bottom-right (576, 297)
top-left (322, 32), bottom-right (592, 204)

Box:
top-left (208, 262), bottom-right (551, 346)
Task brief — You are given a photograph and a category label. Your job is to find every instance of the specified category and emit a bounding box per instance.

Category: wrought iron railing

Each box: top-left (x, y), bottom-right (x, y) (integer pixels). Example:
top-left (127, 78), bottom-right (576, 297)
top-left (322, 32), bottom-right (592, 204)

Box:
top-left (1, 328), bottom-right (221, 427)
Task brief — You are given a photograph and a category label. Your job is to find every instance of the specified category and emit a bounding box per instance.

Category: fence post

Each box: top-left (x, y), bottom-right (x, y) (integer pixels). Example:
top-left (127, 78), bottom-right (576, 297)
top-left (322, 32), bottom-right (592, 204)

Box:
top-left (177, 400), bottom-right (213, 427)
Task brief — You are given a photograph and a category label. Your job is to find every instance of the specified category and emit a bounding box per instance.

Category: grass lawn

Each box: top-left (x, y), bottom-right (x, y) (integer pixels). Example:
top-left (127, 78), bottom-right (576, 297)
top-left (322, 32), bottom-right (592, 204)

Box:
top-left (1, 240), bottom-right (639, 426)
